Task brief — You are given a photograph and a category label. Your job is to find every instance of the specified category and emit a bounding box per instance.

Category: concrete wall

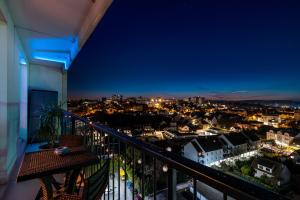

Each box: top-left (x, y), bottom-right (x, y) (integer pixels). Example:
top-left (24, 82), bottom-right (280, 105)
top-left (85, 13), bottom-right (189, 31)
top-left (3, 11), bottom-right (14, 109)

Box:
top-left (0, 0), bottom-right (28, 184)
top-left (0, 0), bottom-right (68, 185)
top-left (29, 64), bottom-right (67, 108)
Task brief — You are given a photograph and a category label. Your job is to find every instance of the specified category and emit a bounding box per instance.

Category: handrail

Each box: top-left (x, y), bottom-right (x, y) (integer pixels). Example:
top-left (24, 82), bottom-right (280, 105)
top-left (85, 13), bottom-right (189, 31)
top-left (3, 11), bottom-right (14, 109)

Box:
top-left (64, 111), bottom-right (289, 200)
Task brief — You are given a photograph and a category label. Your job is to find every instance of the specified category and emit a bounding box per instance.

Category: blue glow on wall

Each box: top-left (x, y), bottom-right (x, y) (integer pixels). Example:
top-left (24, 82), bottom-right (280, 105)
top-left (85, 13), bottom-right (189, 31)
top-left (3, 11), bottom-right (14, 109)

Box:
top-left (34, 56), bottom-right (68, 69)
top-left (28, 35), bottom-right (79, 70)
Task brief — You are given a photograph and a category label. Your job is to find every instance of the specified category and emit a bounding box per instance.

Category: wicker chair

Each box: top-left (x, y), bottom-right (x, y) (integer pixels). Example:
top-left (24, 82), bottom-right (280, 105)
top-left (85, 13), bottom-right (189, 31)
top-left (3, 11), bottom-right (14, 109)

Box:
top-left (58, 135), bottom-right (85, 192)
top-left (55, 160), bottom-right (109, 200)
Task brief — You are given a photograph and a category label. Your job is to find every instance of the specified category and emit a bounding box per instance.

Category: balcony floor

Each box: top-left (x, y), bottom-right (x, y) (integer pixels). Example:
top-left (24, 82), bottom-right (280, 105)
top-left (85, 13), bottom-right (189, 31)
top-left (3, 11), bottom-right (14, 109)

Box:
top-left (3, 179), bottom-right (40, 200)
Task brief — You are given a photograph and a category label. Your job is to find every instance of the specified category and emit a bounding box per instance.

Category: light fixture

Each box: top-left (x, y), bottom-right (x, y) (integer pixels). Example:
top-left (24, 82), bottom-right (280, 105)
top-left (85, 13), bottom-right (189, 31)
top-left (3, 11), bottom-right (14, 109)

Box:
top-left (162, 165), bottom-right (168, 172)
top-left (166, 147), bottom-right (172, 152)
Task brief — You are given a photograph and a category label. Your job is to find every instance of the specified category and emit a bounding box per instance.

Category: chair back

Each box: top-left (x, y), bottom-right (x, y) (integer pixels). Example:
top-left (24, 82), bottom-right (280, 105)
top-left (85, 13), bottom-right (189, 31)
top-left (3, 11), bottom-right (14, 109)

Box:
top-left (82, 160), bottom-right (109, 200)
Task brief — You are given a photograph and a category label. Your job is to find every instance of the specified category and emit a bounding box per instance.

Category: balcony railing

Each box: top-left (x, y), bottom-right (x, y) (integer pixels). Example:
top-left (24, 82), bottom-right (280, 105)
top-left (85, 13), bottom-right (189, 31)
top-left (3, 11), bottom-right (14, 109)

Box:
top-left (61, 111), bottom-right (288, 200)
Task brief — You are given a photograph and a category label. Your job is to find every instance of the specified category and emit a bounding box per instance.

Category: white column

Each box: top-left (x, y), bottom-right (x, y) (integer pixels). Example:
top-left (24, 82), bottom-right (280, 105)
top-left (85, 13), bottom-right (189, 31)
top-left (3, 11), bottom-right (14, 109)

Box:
top-left (0, 18), bottom-right (8, 184)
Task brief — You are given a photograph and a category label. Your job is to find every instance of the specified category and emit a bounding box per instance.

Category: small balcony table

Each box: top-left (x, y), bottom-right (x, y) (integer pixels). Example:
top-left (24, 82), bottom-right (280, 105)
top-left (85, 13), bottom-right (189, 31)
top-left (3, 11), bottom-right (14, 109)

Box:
top-left (17, 147), bottom-right (99, 200)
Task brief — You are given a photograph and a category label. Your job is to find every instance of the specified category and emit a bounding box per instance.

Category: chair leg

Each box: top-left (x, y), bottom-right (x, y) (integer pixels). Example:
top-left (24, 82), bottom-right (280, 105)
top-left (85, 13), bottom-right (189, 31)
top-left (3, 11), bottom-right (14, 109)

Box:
top-left (66, 169), bottom-right (81, 194)
top-left (74, 171), bottom-right (85, 195)
top-left (35, 187), bottom-right (43, 200)
top-left (39, 177), bottom-right (53, 200)
top-left (50, 175), bottom-right (62, 191)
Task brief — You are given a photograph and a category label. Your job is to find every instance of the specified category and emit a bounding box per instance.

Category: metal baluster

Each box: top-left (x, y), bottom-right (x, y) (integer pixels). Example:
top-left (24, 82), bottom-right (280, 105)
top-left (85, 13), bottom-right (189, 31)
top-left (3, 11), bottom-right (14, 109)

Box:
top-left (124, 143), bottom-right (127, 200)
top-left (223, 193), bottom-right (227, 200)
top-left (103, 131), bottom-right (106, 200)
top-left (118, 140), bottom-right (121, 200)
top-left (132, 148), bottom-right (135, 200)
top-left (71, 117), bottom-right (75, 135)
top-left (112, 137), bottom-right (115, 200)
top-left (141, 152), bottom-right (145, 200)
top-left (153, 158), bottom-right (156, 200)
top-left (99, 130), bottom-right (102, 165)
top-left (107, 134), bottom-right (110, 200)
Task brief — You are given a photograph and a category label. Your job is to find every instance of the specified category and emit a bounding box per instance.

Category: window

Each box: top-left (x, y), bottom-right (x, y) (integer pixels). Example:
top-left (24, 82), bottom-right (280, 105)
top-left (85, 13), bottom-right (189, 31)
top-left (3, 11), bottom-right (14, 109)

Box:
top-left (265, 168), bottom-right (271, 172)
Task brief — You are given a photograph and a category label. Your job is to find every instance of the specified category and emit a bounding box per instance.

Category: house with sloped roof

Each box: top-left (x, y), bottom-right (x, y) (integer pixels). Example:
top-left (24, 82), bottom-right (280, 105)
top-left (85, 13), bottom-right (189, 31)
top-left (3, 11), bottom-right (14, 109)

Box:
top-left (266, 128), bottom-right (300, 146)
top-left (242, 131), bottom-right (261, 150)
top-left (251, 158), bottom-right (291, 186)
top-left (289, 149), bottom-right (300, 165)
top-left (183, 136), bottom-right (224, 166)
top-left (219, 133), bottom-right (248, 156)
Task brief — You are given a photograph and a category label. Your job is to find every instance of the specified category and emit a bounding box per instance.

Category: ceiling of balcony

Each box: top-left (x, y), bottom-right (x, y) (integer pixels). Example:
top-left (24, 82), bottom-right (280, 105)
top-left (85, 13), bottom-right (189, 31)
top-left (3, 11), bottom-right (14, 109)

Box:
top-left (6, 0), bottom-right (112, 69)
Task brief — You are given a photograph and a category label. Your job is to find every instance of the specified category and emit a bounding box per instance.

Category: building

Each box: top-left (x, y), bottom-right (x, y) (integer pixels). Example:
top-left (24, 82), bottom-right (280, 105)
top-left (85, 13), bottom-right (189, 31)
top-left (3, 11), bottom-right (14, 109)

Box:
top-left (294, 110), bottom-right (300, 121)
top-left (178, 125), bottom-right (190, 133)
top-left (291, 137), bottom-right (300, 148)
top-left (289, 149), bottom-right (300, 165)
top-left (191, 96), bottom-right (205, 105)
top-left (201, 120), bottom-right (211, 130)
top-left (257, 114), bottom-right (281, 128)
top-left (167, 122), bottom-right (177, 131)
top-left (266, 128), bottom-right (300, 146)
top-left (219, 133), bottom-right (249, 156)
top-left (162, 131), bottom-right (198, 140)
top-left (183, 136), bottom-right (224, 166)
top-left (242, 131), bottom-right (261, 150)
top-left (251, 158), bottom-right (291, 187)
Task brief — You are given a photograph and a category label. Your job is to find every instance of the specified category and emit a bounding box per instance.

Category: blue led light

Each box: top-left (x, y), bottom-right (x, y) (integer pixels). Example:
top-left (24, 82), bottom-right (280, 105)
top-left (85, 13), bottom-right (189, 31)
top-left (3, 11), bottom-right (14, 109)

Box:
top-left (29, 35), bottom-right (79, 70)
top-left (34, 56), bottom-right (69, 70)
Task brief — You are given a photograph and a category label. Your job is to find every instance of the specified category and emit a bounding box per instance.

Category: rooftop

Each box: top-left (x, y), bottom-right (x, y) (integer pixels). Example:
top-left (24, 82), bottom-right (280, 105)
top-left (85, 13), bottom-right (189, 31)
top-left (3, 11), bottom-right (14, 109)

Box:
top-left (223, 133), bottom-right (249, 146)
top-left (196, 136), bottom-right (223, 152)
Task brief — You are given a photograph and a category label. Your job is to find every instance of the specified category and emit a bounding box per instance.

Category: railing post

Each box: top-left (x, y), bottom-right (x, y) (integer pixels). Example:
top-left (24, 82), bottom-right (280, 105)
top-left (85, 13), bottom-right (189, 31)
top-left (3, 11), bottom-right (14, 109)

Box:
top-left (168, 168), bottom-right (176, 200)
top-left (193, 178), bottom-right (197, 200)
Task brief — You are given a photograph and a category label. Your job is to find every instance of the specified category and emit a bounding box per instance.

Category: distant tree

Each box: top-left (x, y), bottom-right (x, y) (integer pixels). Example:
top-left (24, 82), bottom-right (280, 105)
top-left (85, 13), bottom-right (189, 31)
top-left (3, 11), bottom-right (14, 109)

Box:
top-left (260, 175), bottom-right (272, 186)
top-left (241, 165), bottom-right (252, 176)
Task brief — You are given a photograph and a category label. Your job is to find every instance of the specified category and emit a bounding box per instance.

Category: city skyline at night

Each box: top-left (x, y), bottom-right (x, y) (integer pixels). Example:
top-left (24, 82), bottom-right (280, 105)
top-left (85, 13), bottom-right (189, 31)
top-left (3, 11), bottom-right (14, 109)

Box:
top-left (68, 0), bottom-right (300, 100)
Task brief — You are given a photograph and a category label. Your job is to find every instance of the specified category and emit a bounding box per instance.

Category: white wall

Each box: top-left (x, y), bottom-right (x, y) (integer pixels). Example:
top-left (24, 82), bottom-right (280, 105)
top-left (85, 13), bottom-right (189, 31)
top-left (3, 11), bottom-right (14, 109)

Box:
top-left (0, 0), bottom-right (28, 184)
top-left (29, 64), bottom-right (67, 108)
top-left (0, 13), bottom-right (8, 185)
top-left (0, 0), bottom-right (69, 185)
top-left (183, 143), bottom-right (199, 163)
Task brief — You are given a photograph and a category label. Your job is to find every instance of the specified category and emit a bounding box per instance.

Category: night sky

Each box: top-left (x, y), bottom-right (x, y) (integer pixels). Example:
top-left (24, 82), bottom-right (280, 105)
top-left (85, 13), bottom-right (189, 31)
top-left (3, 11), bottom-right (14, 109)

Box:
top-left (68, 0), bottom-right (300, 100)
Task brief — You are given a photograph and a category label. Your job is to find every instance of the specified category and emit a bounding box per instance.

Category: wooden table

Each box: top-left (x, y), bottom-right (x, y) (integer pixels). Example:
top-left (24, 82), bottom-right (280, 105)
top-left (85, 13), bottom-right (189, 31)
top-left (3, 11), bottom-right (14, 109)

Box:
top-left (17, 147), bottom-right (99, 199)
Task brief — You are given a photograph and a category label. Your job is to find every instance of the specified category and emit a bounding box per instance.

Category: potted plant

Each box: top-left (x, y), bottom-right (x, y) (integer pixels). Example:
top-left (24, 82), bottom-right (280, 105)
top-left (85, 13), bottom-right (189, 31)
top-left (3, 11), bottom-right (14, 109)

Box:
top-left (37, 103), bottom-right (64, 149)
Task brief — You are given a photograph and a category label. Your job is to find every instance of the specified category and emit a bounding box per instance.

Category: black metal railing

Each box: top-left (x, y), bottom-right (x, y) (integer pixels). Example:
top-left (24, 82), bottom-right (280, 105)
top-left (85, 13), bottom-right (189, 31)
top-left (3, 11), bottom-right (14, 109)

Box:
top-left (61, 111), bottom-right (288, 200)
